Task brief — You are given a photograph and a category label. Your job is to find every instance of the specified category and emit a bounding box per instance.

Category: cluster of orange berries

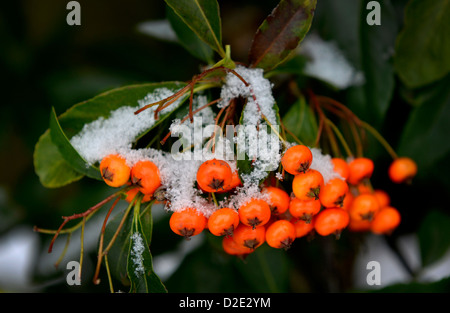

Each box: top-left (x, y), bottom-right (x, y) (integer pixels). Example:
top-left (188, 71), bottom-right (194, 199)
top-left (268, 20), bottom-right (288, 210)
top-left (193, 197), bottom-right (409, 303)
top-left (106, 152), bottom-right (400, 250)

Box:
top-left (98, 144), bottom-right (417, 258)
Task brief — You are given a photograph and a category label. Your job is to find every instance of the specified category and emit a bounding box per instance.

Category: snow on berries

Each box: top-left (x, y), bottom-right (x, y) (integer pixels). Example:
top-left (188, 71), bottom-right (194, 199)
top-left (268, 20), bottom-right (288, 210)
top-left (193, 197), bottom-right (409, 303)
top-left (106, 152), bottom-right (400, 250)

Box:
top-left (41, 64), bottom-right (415, 262)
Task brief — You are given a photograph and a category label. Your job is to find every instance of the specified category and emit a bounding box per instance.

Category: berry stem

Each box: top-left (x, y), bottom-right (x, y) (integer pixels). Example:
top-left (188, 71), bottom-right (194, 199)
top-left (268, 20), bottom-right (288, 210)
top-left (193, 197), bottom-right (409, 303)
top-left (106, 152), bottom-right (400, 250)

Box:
top-left (359, 121), bottom-right (399, 160)
top-left (261, 113), bottom-right (289, 148)
top-left (79, 216), bottom-right (86, 281)
top-left (211, 192), bottom-right (219, 207)
top-left (325, 118), bottom-right (354, 158)
top-left (104, 255), bottom-right (115, 293)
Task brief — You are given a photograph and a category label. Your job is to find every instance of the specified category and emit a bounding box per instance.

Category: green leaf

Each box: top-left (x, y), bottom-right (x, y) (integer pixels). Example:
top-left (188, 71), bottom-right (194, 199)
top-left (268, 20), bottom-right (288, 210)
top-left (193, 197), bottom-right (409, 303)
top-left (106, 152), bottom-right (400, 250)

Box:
top-left (166, 5), bottom-right (214, 64)
top-left (49, 107), bottom-right (102, 180)
top-left (33, 130), bottom-right (84, 188)
top-left (281, 94), bottom-right (318, 146)
top-left (127, 200), bottom-right (167, 293)
top-left (164, 0), bottom-right (225, 57)
top-left (104, 204), bottom-right (135, 286)
top-left (249, 0), bottom-right (317, 71)
top-left (397, 75), bottom-right (450, 177)
top-left (34, 82), bottom-right (186, 188)
top-left (394, 0), bottom-right (450, 88)
top-left (418, 210), bottom-right (450, 267)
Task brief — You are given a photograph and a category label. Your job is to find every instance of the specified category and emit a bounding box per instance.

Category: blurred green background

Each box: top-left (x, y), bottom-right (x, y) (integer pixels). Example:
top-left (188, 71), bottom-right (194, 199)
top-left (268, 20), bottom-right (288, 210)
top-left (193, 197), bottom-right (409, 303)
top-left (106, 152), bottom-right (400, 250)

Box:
top-left (0, 0), bottom-right (449, 293)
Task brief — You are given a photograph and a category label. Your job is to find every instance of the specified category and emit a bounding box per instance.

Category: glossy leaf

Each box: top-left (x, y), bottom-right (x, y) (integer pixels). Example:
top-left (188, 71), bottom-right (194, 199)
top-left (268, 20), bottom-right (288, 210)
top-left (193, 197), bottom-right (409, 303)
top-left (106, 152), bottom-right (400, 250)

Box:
top-left (166, 5), bottom-right (214, 63)
top-left (249, 0), bottom-right (317, 71)
top-left (418, 210), bottom-right (450, 267)
top-left (164, 0), bottom-right (224, 57)
top-left (394, 0), bottom-right (450, 88)
top-left (34, 82), bottom-right (186, 188)
top-left (33, 130), bottom-right (84, 188)
top-left (397, 75), bottom-right (450, 177)
top-left (49, 107), bottom-right (102, 180)
top-left (127, 201), bottom-right (167, 293)
top-left (281, 94), bottom-right (318, 147)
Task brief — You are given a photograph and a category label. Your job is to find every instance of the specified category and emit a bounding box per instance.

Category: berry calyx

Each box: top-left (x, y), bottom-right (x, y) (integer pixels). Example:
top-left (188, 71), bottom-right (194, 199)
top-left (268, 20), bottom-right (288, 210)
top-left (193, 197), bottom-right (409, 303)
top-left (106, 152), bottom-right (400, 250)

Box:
top-left (265, 220), bottom-right (296, 250)
top-left (314, 208), bottom-right (349, 239)
top-left (388, 157), bottom-right (417, 184)
top-left (196, 159), bottom-right (233, 193)
top-left (169, 208), bottom-right (207, 240)
top-left (207, 207), bottom-right (240, 236)
top-left (232, 224), bottom-right (266, 250)
top-left (130, 160), bottom-right (161, 195)
top-left (262, 186), bottom-right (290, 215)
top-left (292, 169), bottom-right (324, 201)
top-left (289, 197), bottom-right (321, 224)
top-left (222, 235), bottom-right (253, 256)
top-left (349, 194), bottom-right (380, 222)
top-left (281, 145), bottom-right (313, 175)
top-left (319, 178), bottom-right (349, 208)
top-left (238, 198), bottom-right (271, 229)
top-left (99, 154), bottom-right (131, 187)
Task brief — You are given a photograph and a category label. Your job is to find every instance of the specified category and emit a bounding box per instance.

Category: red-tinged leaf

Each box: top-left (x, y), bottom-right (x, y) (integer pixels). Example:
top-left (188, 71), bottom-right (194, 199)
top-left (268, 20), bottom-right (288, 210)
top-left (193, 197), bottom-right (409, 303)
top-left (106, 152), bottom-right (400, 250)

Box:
top-left (249, 0), bottom-right (317, 71)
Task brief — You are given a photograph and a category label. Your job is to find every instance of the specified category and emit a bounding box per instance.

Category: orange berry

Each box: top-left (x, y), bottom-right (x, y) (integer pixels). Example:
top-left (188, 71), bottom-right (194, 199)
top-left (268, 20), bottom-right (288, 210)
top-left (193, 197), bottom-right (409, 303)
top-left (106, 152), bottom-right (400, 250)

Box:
top-left (196, 159), bottom-right (232, 193)
top-left (207, 208), bottom-right (240, 236)
top-left (124, 188), bottom-right (152, 203)
top-left (373, 189), bottom-right (390, 208)
top-left (99, 154), bottom-right (131, 187)
top-left (222, 170), bottom-right (242, 191)
top-left (238, 198), bottom-right (271, 228)
top-left (356, 182), bottom-right (373, 195)
top-left (292, 218), bottom-right (315, 238)
top-left (314, 208), bottom-right (349, 238)
top-left (288, 197), bottom-right (321, 224)
top-left (130, 160), bottom-right (161, 195)
top-left (169, 208), bottom-right (207, 239)
top-left (265, 220), bottom-right (296, 250)
top-left (331, 158), bottom-right (350, 181)
top-left (388, 157), bottom-right (417, 184)
top-left (341, 191), bottom-right (354, 211)
top-left (349, 194), bottom-right (380, 222)
top-left (292, 169), bottom-right (324, 201)
top-left (319, 178), bottom-right (349, 208)
top-left (262, 186), bottom-right (290, 215)
top-left (348, 218), bottom-right (372, 232)
top-left (232, 224), bottom-right (266, 250)
top-left (222, 235), bottom-right (253, 256)
top-left (347, 157), bottom-right (374, 185)
top-left (371, 207), bottom-right (401, 235)
top-left (281, 145), bottom-right (313, 175)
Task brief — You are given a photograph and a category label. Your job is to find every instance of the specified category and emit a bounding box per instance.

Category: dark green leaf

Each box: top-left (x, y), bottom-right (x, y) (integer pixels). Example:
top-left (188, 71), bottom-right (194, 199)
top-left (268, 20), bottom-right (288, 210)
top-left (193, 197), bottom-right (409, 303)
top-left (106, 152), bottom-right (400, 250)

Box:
top-left (127, 201), bottom-right (167, 293)
top-left (397, 75), bottom-right (450, 177)
top-left (49, 107), bottom-right (102, 180)
top-left (164, 0), bottom-right (224, 57)
top-left (34, 82), bottom-right (186, 188)
top-left (281, 94), bottom-right (318, 146)
top-left (249, 0), bottom-right (317, 71)
top-left (166, 5), bottom-right (214, 63)
top-left (33, 130), bottom-right (84, 188)
top-left (394, 0), bottom-right (450, 88)
top-left (104, 204), bottom-right (135, 286)
top-left (418, 210), bottom-right (450, 267)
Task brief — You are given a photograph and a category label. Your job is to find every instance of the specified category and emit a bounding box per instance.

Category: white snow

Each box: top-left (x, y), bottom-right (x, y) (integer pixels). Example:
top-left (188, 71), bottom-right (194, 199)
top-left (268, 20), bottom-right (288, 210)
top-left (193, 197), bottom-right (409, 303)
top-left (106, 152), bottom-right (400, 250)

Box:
top-left (130, 232), bottom-right (145, 276)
